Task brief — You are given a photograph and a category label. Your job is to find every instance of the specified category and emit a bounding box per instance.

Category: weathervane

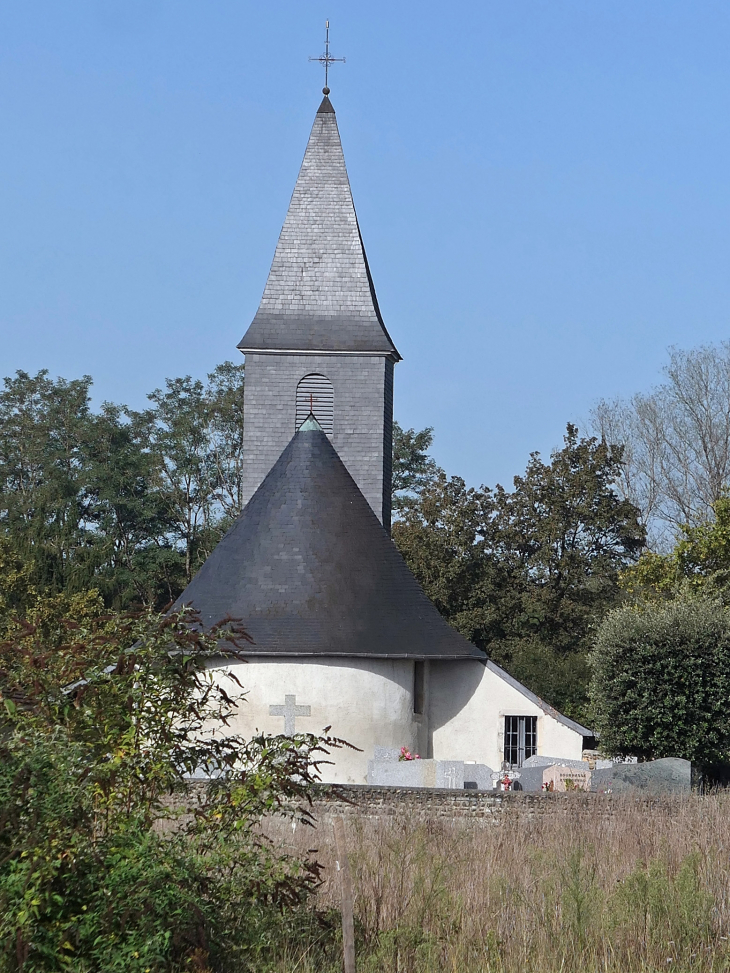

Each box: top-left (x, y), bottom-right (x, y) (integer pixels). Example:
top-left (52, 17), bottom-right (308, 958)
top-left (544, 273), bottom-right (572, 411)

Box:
top-left (309, 20), bottom-right (345, 94)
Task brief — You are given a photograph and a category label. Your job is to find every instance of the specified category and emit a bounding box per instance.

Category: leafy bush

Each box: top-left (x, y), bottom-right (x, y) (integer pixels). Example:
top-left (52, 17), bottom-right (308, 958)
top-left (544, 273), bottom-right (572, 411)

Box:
top-left (590, 596), bottom-right (730, 762)
top-left (0, 607), bottom-right (342, 972)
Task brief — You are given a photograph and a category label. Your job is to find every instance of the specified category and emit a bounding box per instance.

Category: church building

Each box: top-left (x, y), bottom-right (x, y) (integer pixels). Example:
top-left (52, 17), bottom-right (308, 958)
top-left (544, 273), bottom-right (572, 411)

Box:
top-left (175, 88), bottom-right (592, 784)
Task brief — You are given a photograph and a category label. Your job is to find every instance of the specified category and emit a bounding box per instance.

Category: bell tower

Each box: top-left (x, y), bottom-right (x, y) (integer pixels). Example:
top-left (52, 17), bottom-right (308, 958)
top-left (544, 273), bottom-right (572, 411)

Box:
top-left (238, 92), bottom-right (400, 528)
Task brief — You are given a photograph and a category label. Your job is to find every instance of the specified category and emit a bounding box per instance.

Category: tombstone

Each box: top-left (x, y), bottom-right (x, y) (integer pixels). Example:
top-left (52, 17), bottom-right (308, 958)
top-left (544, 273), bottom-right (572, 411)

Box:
top-left (463, 763), bottom-right (495, 791)
top-left (591, 757), bottom-right (691, 795)
top-left (543, 764), bottom-right (592, 792)
top-left (436, 761), bottom-right (465, 790)
top-left (523, 754), bottom-right (590, 771)
top-left (373, 747), bottom-right (401, 763)
top-left (581, 751), bottom-right (615, 771)
top-left (368, 753), bottom-right (499, 791)
top-left (490, 769), bottom-right (523, 792)
top-left (368, 758), bottom-right (436, 788)
top-left (516, 766), bottom-right (547, 792)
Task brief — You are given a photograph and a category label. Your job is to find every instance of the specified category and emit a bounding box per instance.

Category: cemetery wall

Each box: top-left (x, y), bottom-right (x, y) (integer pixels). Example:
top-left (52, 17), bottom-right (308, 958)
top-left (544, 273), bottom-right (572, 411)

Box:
top-left (304, 784), bottom-right (685, 823)
top-left (173, 782), bottom-right (691, 829)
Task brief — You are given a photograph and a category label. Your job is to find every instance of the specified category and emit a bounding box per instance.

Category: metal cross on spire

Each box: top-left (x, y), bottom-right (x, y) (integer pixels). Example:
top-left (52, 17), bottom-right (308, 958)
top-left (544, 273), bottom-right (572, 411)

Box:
top-left (309, 20), bottom-right (345, 94)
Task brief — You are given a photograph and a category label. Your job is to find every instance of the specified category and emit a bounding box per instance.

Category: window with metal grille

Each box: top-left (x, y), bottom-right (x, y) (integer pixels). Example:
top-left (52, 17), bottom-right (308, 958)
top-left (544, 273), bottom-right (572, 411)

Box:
top-left (296, 374), bottom-right (334, 434)
top-left (503, 716), bottom-right (537, 769)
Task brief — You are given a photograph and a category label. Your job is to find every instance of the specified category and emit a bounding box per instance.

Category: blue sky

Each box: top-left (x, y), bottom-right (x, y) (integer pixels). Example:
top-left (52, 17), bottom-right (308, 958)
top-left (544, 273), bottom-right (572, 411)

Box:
top-left (1, 1), bottom-right (729, 489)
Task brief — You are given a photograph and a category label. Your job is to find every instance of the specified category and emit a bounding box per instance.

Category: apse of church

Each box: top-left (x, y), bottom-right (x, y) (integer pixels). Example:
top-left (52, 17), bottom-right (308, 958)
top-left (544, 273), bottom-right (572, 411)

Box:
top-left (238, 94), bottom-right (399, 529)
top-left (173, 84), bottom-right (594, 785)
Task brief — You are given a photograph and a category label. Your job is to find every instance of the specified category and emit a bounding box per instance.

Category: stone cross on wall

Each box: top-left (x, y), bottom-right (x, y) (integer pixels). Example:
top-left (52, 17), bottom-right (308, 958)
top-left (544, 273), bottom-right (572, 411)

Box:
top-left (269, 694), bottom-right (311, 735)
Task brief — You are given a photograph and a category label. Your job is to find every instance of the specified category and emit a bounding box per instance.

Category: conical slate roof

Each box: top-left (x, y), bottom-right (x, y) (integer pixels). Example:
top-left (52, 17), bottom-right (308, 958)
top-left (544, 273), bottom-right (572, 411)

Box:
top-left (238, 95), bottom-right (400, 358)
top-left (174, 419), bottom-right (480, 659)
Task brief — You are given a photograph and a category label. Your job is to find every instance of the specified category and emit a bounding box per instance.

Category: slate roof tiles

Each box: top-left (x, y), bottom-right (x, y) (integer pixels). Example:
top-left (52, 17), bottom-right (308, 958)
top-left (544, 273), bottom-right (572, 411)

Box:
top-left (174, 420), bottom-right (482, 660)
top-left (238, 96), bottom-right (400, 358)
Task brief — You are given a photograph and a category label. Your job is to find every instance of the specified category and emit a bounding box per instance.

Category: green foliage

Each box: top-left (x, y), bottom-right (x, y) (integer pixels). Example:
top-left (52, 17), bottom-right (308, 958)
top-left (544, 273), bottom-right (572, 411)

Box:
top-left (394, 425), bottom-right (644, 718)
top-left (0, 537), bottom-right (36, 620)
top-left (391, 422), bottom-right (442, 515)
top-left (142, 367), bottom-right (244, 583)
top-left (497, 639), bottom-right (591, 724)
top-left (0, 364), bottom-right (245, 611)
top-left (622, 493), bottom-right (730, 601)
top-left (501, 425), bottom-right (645, 649)
top-left (0, 607), bottom-right (342, 972)
top-left (590, 595), bottom-right (730, 762)
top-left (392, 471), bottom-right (501, 645)
top-left (0, 370), bottom-right (95, 596)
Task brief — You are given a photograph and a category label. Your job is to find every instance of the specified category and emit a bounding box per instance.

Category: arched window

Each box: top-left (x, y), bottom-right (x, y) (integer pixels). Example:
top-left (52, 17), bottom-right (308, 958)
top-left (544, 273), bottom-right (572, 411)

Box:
top-left (296, 374), bottom-right (334, 434)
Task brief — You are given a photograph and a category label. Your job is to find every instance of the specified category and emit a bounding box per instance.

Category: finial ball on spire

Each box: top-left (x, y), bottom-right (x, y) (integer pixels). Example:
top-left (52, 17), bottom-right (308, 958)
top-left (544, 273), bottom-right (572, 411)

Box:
top-left (323, 86), bottom-right (330, 95)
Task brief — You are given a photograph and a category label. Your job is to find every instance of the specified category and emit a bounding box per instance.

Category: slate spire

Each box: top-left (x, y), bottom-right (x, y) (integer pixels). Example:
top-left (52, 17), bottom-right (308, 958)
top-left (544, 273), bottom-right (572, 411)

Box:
top-left (174, 423), bottom-right (481, 660)
top-left (238, 96), bottom-right (400, 357)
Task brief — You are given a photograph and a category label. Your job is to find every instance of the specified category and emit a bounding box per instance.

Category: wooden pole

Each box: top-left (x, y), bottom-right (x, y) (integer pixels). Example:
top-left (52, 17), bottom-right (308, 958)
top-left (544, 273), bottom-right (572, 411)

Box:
top-left (333, 816), bottom-right (356, 973)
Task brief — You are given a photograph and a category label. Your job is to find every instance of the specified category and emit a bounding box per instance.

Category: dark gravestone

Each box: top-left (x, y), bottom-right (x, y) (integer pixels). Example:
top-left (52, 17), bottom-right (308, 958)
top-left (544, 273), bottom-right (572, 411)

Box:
top-left (517, 767), bottom-right (547, 793)
top-left (591, 757), bottom-right (691, 795)
top-left (463, 764), bottom-right (495, 791)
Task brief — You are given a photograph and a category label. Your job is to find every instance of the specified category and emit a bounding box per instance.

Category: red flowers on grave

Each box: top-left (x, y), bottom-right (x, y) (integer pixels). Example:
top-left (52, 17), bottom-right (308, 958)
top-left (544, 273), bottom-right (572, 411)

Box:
top-left (399, 746), bottom-right (420, 761)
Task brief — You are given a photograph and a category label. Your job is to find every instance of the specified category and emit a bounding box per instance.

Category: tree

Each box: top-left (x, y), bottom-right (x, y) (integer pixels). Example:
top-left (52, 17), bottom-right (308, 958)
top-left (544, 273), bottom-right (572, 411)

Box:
top-left (0, 363), bottom-right (246, 611)
top-left (83, 403), bottom-right (184, 609)
top-left (392, 472), bottom-right (504, 647)
top-left (205, 361), bottom-right (247, 522)
top-left (142, 362), bottom-right (246, 583)
top-left (591, 342), bottom-right (730, 548)
top-left (499, 424), bottom-right (645, 654)
top-left (620, 493), bottom-right (730, 604)
top-left (142, 377), bottom-right (219, 584)
top-left (393, 425), bottom-right (645, 718)
top-left (391, 422), bottom-right (442, 515)
top-left (0, 605), bottom-right (342, 972)
top-left (0, 370), bottom-right (95, 595)
top-left (590, 596), bottom-right (730, 765)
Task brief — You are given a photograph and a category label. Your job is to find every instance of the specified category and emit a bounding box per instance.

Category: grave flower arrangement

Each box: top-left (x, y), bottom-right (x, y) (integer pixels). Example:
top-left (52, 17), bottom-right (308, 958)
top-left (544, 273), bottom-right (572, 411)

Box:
top-left (399, 746), bottom-right (420, 761)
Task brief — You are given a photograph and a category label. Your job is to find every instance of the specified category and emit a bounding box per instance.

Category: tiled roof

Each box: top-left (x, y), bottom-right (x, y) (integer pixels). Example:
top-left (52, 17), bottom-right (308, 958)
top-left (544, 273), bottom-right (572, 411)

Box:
top-left (174, 420), bottom-right (481, 659)
top-left (238, 96), bottom-right (400, 358)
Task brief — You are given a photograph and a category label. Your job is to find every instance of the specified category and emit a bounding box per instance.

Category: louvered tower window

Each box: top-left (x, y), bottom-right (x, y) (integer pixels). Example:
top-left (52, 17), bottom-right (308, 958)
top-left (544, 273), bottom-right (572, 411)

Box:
top-left (296, 374), bottom-right (334, 434)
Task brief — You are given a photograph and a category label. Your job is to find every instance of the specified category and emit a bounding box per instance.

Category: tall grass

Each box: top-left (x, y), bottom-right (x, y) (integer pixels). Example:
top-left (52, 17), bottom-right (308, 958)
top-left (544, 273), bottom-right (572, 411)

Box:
top-left (260, 794), bottom-right (730, 972)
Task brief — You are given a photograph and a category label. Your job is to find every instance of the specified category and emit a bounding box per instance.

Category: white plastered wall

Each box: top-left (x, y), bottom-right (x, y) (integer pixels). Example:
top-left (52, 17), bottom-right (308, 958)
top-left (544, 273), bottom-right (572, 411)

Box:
top-left (208, 656), bottom-right (420, 784)
top-left (429, 660), bottom-right (585, 771)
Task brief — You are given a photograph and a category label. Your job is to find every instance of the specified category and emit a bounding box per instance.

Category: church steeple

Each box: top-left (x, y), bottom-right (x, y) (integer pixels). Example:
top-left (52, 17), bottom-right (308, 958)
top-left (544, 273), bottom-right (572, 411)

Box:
top-left (238, 96), bottom-right (399, 358)
top-left (238, 93), bottom-right (398, 529)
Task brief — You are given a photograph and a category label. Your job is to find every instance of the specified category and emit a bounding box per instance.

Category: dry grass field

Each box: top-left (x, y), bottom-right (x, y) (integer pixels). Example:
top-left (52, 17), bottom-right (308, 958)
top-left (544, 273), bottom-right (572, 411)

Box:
top-left (261, 794), bottom-right (730, 973)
